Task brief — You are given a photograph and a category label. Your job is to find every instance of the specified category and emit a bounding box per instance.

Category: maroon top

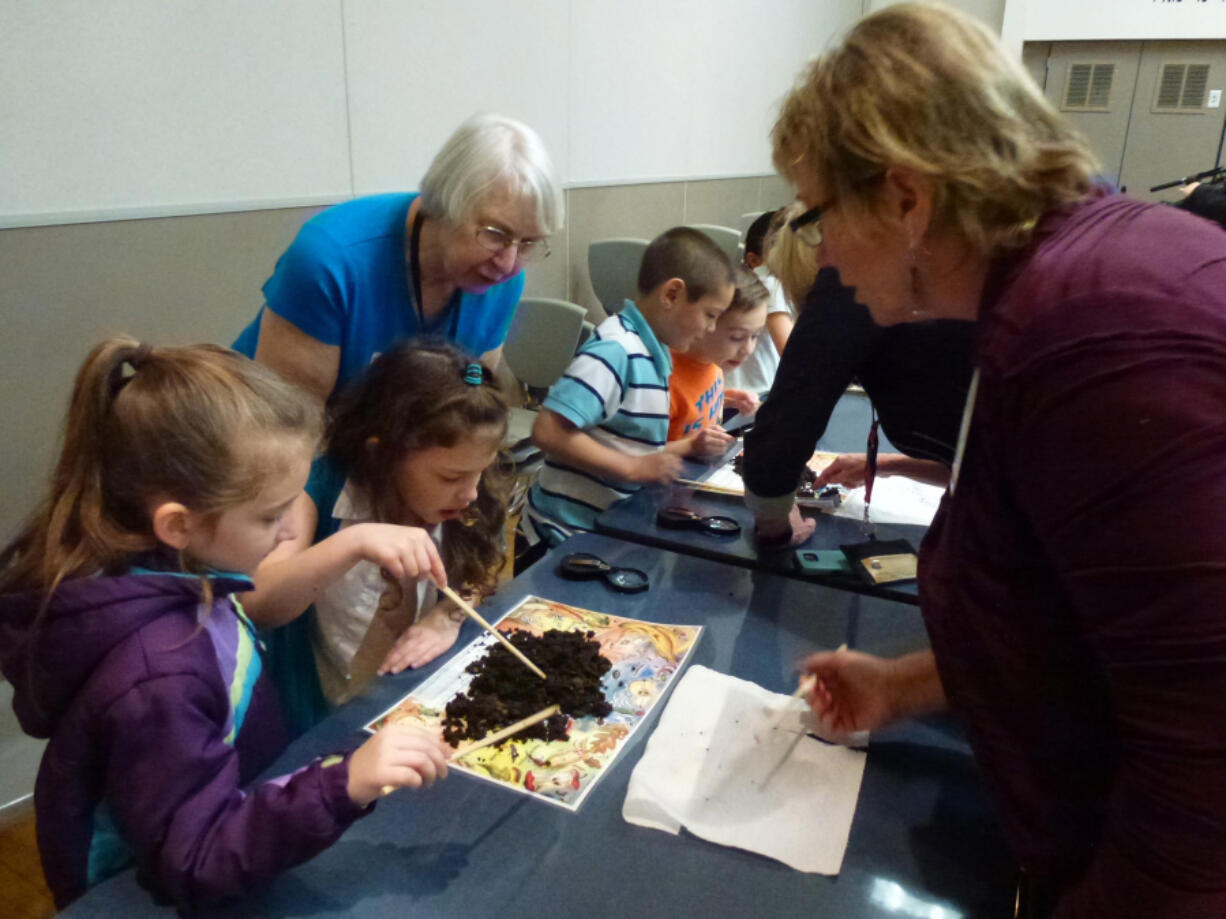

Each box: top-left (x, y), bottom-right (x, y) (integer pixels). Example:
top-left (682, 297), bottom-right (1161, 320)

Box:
top-left (920, 194), bottom-right (1226, 918)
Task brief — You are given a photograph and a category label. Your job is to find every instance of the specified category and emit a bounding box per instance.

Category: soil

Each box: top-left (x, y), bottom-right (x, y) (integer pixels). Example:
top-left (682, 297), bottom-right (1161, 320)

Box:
top-left (443, 629), bottom-right (614, 746)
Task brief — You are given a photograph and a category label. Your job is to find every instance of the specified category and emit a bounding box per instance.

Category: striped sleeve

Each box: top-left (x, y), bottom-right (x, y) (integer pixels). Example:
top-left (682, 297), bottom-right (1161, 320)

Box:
top-left (543, 339), bottom-right (629, 428)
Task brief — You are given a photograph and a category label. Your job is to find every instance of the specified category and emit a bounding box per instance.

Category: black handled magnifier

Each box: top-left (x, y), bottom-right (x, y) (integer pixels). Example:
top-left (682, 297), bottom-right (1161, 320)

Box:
top-left (656, 505), bottom-right (742, 536)
top-left (558, 552), bottom-right (650, 593)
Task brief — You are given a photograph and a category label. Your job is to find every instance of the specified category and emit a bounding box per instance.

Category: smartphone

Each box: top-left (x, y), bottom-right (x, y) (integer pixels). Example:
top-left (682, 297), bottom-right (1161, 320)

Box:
top-left (794, 549), bottom-right (854, 575)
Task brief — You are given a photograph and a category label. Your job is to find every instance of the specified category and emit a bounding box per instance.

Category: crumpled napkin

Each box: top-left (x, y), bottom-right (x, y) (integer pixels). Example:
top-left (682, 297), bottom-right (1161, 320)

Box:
top-left (622, 665), bottom-right (867, 875)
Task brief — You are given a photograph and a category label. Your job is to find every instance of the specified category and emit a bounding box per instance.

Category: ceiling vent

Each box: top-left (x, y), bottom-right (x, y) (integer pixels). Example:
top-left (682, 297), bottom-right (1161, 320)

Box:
top-left (1062, 62), bottom-right (1115, 112)
top-left (1154, 62), bottom-right (1211, 113)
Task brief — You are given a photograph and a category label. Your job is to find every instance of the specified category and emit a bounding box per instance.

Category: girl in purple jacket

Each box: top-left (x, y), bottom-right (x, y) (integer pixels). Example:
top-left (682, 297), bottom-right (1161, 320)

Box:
top-left (0, 338), bottom-right (451, 910)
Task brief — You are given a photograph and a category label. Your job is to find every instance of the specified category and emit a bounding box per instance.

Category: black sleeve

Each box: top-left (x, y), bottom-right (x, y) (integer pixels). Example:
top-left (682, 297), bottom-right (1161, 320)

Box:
top-left (856, 319), bottom-right (977, 466)
top-left (1174, 183), bottom-right (1226, 231)
top-left (742, 269), bottom-right (882, 498)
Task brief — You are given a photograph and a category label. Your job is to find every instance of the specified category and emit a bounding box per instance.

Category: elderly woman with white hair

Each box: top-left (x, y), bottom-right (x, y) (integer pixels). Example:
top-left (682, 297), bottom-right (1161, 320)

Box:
top-left (233, 113), bottom-right (563, 403)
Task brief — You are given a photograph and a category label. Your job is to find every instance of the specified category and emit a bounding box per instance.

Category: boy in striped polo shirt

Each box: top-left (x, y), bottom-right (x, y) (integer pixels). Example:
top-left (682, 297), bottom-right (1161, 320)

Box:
top-left (524, 228), bottom-right (735, 546)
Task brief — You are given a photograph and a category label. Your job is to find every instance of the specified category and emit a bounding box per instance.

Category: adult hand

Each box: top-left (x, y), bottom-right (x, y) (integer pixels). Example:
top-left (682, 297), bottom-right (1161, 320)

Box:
top-left (349, 523), bottom-right (447, 589)
top-left (724, 389), bottom-right (761, 416)
top-left (379, 600), bottom-right (465, 675)
top-left (690, 425), bottom-right (735, 458)
top-left (628, 451), bottom-right (683, 484)
top-left (347, 724), bottom-right (451, 806)
top-left (815, 453), bottom-right (869, 488)
top-left (755, 504), bottom-right (815, 547)
top-left (800, 648), bottom-right (901, 742)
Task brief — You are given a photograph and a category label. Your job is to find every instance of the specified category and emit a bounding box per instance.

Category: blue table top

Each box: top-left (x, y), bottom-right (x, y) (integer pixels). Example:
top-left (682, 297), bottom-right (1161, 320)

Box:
top-left (62, 533), bottom-right (1011, 918)
top-left (597, 486), bottom-right (926, 604)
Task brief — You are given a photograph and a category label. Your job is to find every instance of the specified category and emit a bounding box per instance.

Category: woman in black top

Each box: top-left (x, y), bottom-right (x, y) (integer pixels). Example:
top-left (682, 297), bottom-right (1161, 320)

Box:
top-left (741, 266), bottom-right (975, 540)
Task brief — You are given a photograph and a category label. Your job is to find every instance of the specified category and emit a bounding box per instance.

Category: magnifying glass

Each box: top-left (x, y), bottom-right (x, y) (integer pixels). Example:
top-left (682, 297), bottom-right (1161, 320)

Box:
top-left (558, 552), bottom-right (650, 593)
top-left (656, 505), bottom-right (743, 536)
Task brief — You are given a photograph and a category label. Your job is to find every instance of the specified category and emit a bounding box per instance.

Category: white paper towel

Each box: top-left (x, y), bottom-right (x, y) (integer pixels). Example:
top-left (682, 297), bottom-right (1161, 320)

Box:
top-left (622, 665), bottom-right (867, 874)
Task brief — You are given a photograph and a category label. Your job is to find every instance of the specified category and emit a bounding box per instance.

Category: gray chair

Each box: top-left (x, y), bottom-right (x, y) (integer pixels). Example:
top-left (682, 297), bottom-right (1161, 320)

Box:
top-left (688, 223), bottom-right (743, 265)
top-left (503, 297), bottom-right (588, 389)
top-left (736, 211), bottom-right (761, 237)
top-left (588, 238), bottom-right (648, 316)
top-left (501, 297), bottom-right (590, 468)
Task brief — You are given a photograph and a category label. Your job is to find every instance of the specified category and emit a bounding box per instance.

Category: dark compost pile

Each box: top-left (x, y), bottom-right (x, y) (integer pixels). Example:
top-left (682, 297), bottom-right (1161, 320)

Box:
top-left (443, 629), bottom-right (613, 747)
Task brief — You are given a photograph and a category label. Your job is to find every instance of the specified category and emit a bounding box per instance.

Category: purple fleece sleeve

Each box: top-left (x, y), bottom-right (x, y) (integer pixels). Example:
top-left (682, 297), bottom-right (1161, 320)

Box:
top-left (98, 673), bottom-right (369, 910)
top-left (1005, 293), bottom-right (1226, 918)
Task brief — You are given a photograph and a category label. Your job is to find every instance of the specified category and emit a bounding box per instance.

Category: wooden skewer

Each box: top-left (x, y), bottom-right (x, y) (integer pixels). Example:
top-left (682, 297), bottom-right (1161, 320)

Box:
top-left (381, 705), bottom-right (563, 796)
top-left (758, 644), bottom-right (848, 738)
top-left (759, 673), bottom-right (818, 738)
top-left (436, 582), bottom-right (547, 681)
top-left (452, 704), bottom-right (561, 759)
top-left (676, 477), bottom-right (743, 496)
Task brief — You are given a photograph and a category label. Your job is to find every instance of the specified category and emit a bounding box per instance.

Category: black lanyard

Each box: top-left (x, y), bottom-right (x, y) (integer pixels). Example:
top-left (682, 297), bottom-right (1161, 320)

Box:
top-left (408, 212), bottom-right (462, 338)
top-left (864, 406), bottom-right (880, 526)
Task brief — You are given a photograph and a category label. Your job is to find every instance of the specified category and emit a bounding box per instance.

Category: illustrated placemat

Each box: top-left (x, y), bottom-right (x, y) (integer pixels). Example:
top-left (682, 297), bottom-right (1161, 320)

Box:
top-left (366, 595), bottom-right (703, 811)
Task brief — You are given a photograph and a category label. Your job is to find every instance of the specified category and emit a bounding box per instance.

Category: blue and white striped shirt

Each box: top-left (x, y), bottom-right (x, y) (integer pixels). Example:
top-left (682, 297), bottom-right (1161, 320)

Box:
top-left (525, 301), bottom-right (672, 545)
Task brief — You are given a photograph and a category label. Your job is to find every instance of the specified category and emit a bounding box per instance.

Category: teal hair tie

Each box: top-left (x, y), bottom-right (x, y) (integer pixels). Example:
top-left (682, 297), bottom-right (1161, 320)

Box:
top-left (463, 362), bottom-right (484, 386)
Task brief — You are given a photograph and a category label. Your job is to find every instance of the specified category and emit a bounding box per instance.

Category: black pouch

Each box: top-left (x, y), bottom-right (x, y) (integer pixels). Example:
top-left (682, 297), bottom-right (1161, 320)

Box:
top-left (840, 538), bottom-right (918, 586)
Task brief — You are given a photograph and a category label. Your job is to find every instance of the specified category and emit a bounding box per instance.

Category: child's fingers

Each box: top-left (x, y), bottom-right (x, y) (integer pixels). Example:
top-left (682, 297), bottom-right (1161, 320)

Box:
top-left (378, 633), bottom-right (418, 675)
top-left (387, 751), bottom-right (441, 788)
top-left (391, 737), bottom-right (451, 778)
top-left (382, 726), bottom-right (451, 767)
top-left (382, 765), bottom-right (427, 791)
top-left (402, 640), bottom-right (439, 670)
top-left (423, 541), bottom-right (447, 589)
top-left (397, 639), bottom-right (434, 672)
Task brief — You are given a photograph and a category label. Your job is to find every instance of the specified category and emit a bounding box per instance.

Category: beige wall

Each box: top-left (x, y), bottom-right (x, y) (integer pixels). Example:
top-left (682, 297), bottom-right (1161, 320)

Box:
top-left (0, 206), bottom-right (316, 539)
top-left (0, 175), bottom-right (791, 539)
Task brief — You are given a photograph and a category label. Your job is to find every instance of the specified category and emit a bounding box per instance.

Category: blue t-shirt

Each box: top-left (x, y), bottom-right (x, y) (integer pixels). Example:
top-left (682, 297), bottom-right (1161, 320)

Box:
top-left (525, 301), bottom-right (672, 545)
top-left (233, 192), bottom-right (524, 393)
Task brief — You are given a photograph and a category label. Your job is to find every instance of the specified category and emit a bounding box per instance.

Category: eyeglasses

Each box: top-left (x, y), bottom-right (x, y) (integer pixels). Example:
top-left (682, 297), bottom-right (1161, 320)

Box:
top-left (789, 203), bottom-right (827, 247)
top-left (656, 505), bottom-right (742, 537)
top-left (558, 552), bottom-right (650, 593)
top-left (475, 225), bottom-right (551, 263)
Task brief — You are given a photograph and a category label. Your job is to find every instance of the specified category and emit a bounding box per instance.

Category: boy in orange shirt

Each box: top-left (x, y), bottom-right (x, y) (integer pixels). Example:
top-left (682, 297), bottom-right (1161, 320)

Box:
top-left (667, 268), bottom-right (770, 459)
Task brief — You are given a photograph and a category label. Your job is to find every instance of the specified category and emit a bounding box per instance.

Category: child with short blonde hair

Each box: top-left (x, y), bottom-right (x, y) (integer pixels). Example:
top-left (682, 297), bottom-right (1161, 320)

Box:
top-left (667, 267), bottom-right (771, 458)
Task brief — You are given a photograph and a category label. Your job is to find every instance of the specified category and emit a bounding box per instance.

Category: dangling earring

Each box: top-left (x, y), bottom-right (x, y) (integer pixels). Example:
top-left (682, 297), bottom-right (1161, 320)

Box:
top-left (906, 244), bottom-right (929, 320)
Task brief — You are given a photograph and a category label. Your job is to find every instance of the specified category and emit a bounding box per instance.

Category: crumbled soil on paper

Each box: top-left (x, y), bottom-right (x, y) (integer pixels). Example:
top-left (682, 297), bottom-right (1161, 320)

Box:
top-left (443, 629), bottom-right (613, 746)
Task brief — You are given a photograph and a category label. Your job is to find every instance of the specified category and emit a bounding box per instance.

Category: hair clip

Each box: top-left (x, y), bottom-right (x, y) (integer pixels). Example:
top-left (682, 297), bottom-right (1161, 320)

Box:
top-left (463, 362), bottom-right (484, 386)
top-left (108, 342), bottom-right (153, 398)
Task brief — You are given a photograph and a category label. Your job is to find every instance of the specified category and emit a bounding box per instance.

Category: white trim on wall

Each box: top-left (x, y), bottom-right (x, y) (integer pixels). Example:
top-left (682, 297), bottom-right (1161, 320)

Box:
top-left (1022, 0), bottom-right (1226, 42)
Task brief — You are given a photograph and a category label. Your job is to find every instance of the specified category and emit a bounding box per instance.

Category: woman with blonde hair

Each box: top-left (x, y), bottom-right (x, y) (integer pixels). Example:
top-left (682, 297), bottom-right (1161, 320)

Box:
top-left (752, 4), bottom-right (1226, 916)
top-left (744, 199), bottom-right (975, 513)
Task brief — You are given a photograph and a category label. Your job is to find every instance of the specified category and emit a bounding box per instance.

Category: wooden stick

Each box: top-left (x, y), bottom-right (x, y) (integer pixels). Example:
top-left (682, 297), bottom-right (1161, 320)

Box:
top-left (452, 704), bottom-right (561, 759)
top-left (758, 644), bottom-right (847, 738)
top-left (437, 582), bottom-right (547, 681)
top-left (759, 674), bottom-right (818, 738)
top-left (676, 477), bottom-right (743, 496)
